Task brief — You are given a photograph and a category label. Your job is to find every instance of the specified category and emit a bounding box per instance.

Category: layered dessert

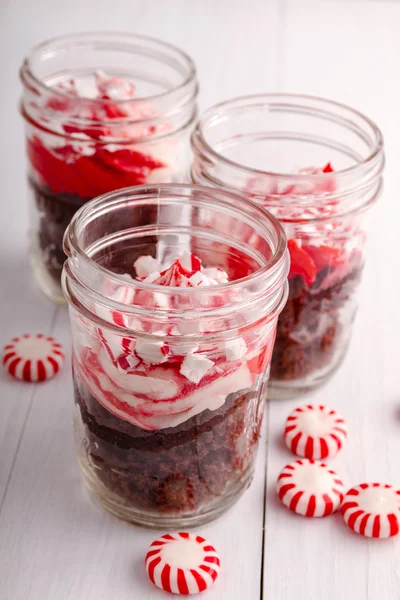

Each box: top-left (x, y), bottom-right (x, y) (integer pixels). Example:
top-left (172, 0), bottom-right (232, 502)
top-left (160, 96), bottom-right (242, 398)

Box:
top-left (73, 252), bottom-right (275, 522)
top-left (248, 164), bottom-right (364, 386)
top-left (271, 238), bottom-right (362, 382)
top-left (25, 71), bottom-right (175, 287)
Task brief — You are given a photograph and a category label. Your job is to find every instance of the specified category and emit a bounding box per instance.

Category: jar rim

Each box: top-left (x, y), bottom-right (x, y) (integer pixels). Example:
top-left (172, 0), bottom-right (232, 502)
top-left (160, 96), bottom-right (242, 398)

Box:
top-left (192, 93), bottom-right (384, 182)
top-left (20, 31), bottom-right (197, 117)
top-left (64, 182), bottom-right (288, 296)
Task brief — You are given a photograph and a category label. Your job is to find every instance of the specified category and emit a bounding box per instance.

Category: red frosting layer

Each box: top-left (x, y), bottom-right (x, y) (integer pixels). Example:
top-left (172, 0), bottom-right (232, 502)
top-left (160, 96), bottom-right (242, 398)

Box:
top-left (27, 136), bottom-right (165, 197)
top-left (288, 239), bottom-right (347, 286)
top-left (247, 163), bottom-right (355, 287)
top-left (27, 73), bottom-right (167, 198)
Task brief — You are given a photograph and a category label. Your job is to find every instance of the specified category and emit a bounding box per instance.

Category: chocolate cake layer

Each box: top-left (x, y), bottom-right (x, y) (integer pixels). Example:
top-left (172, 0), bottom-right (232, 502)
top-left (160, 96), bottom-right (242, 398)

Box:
top-left (75, 379), bottom-right (263, 515)
top-left (271, 266), bottom-right (362, 382)
top-left (30, 179), bottom-right (88, 284)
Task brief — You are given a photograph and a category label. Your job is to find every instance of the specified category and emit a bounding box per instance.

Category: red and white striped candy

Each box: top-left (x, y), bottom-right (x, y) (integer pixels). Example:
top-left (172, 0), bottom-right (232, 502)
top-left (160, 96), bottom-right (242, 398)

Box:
top-left (284, 404), bottom-right (348, 460)
top-left (341, 483), bottom-right (400, 538)
top-left (277, 459), bottom-right (344, 517)
top-left (2, 334), bottom-right (64, 382)
top-left (145, 532), bottom-right (220, 595)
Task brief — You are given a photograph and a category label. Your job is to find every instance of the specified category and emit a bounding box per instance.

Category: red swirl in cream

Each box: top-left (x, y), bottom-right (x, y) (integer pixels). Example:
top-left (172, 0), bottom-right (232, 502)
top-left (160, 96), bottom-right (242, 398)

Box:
top-left (74, 253), bottom-right (273, 430)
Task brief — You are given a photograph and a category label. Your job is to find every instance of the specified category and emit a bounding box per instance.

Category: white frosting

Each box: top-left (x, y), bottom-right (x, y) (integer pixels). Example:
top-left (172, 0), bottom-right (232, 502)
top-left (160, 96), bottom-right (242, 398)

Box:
top-left (77, 254), bottom-right (259, 430)
top-left (78, 350), bottom-right (253, 430)
top-left (145, 166), bottom-right (173, 184)
top-left (147, 363), bottom-right (252, 429)
top-left (98, 348), bottom-right (177, 399)
top-left (34, 72), bottom-right (176, 176)
top-left (95, 70), bottom-right (135, 101)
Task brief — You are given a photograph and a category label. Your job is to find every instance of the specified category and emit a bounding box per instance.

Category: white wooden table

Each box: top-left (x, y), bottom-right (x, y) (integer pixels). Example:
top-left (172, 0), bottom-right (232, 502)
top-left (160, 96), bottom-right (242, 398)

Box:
top-left (1, 1), bottom-right (399, 598)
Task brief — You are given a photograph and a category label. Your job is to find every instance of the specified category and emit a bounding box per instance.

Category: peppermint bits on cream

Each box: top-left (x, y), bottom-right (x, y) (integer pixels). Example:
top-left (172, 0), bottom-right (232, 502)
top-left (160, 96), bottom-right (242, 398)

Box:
top-left (133, 252), bottom-right (229, 287)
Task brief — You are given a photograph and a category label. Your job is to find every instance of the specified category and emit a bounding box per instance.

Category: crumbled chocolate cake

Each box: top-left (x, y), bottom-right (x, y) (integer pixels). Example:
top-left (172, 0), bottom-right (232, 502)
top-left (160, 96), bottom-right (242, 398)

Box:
top-left (30, 179), bottom-right (88, 283)
top-left (271, 264), bottom-right (362, 382)
top-left (75, 378), bottom-right (262, 516)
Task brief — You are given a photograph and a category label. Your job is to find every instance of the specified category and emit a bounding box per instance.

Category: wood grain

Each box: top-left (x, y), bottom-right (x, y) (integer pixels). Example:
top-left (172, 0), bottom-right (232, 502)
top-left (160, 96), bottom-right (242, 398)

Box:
top-left (0, 1), bottom-right (399, 599)
top-left (0, 1), bottom-right (280, 598)
top-left (263, 2), bottom-right (400, 599)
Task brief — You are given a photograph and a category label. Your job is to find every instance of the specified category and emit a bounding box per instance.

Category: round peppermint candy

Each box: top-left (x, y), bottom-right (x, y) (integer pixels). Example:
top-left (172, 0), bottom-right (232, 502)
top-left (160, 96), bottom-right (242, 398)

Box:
top-left (341, 483), bottom-right (400, 538)
top-left (284, 404), bottom-right (348, 460)
top-left (277, 459), bottom-right (345, 517)
top-left (2, 334), bottom-right (64, 382)
top-left (145, 532), bottom-right (220, 595)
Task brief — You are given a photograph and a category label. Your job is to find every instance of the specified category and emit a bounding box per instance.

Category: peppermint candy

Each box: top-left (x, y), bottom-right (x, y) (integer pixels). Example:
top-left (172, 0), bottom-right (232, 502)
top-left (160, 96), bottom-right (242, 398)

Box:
top-left (341, 483), bottom-right (400, 539)
top-left (95, 69), bottom-right (135, 100)
top-left (180, 354), bottom-right (214, 384)
top-left (134, 252), bottom-right (229, 288)
top-left (134, 255), bottom-right (162, 279)
top-left (224, 337), bottom-right (247, 361)
top-left (284, 404), bottom-right (348, 460)
top-left (146, 532), bottom-right (220, 595)
top-left (277, 459), bottom-right (344, 517)
top-left (2, 334), bottom-right (64, 382)
top-left (135, 339), bottom-right (169, 365)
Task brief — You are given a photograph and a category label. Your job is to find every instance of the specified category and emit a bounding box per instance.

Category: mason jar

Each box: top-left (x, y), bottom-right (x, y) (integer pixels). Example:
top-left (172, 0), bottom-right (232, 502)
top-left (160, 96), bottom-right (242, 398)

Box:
top-left (191, 94), bottom-right (384, 398)
top-left (62, 183), bottom-right (289, 527)
top-left (20, 32), bottom-right (198, 303)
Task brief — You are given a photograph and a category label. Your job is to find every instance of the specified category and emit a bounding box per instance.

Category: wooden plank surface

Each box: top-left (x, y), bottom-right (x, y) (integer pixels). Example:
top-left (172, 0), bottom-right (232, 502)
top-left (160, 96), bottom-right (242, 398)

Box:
top-left (263, 2), bottom-right (400, 599)
top-left (0, 1), bottom-right (279, 599)
top-left (1, 1), bottom-right (399, 599)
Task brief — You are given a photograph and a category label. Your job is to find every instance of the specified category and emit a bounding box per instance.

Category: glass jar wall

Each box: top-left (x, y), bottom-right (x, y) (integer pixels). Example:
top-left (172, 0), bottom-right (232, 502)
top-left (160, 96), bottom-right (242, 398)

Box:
top-left (20, 32), bottom-right (198, 302)
top-left (62, 184), bottom-right (288, 527)
top-left (191, 94), bottom-right (384, 398)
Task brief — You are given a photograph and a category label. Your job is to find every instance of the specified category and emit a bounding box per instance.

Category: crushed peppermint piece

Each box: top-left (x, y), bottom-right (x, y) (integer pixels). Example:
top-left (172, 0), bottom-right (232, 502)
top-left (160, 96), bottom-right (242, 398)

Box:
top-left (179, 250), bottom-right (194, 271)
top-left (134, 253), bottom-right (229, 288)
top-left (180, 354), bottom-right (215, 383)
top-left (135, 340), bottom-right (169, 365)
top-left (134, 256), bottom-right (163, 279)
top-left (143, 271), bottom-right (161, 284)
top-left (116, 354), bottom-right (141, 373)
top-left (189, 271), bottom-right (210, 286)
top-left (203, 267), bottom-right (229, 284)
top-left (224, 337), bottom-right (247, 361)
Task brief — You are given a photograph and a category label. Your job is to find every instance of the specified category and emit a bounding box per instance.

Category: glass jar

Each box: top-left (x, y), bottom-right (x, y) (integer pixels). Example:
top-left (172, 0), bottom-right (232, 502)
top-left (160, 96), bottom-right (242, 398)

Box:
top-left (62, 183), bottom-right (289, 527)
top-left (191, 94), bottom-right (384, 398)
top-left (20, 32), bottom-right (198, 303)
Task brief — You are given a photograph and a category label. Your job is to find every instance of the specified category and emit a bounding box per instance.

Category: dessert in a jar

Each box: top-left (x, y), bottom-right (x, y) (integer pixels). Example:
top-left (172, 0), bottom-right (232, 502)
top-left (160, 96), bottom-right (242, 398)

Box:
top-left (191, 94), bottom-right (384, 398)
top-left (62, 184), bottom-right (289, 527)
top-left (20, 33), bottom-right (198, 303)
